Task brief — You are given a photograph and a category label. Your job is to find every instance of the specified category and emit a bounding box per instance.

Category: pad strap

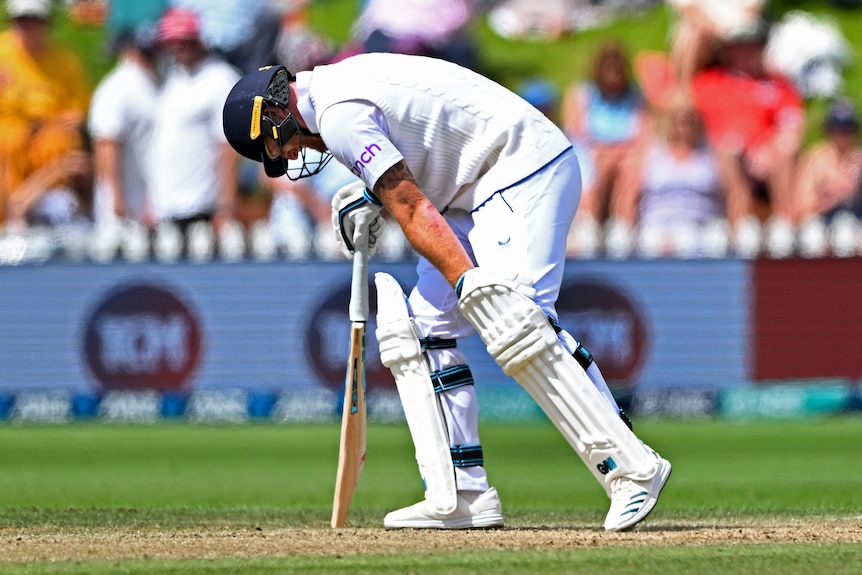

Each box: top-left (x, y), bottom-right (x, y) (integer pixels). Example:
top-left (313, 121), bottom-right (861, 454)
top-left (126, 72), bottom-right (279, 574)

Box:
top-left (573, 344), bottom-right (594, 371)
top-left (547, 315), bottom-right (594, 369)
top-left (420, 337), bottom-right (457, 350)
top-left (450, 444), bottom-right (484, 468)
top-left (431, 364), bottom-right (474, 393)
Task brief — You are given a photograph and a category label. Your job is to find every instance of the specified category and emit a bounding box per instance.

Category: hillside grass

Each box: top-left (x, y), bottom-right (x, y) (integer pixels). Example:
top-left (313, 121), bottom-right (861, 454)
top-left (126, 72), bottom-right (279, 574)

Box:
top-left (7, 1), bottom-right (862, 144)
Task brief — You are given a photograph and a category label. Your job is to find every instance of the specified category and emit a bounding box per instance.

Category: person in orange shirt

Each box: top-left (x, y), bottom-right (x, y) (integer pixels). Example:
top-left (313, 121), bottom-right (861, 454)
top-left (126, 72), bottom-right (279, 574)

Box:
top-left (0, 0), bottom-right (91, 225)
top-left (690, 19), bottom-right (805, 221)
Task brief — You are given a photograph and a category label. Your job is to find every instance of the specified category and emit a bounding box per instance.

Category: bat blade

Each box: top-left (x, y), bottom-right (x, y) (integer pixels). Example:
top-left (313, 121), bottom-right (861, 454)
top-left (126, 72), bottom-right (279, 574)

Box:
top-left (330, 320), bottom-right (367, 528)
top-left (331, 243), bottom-right (369, 528)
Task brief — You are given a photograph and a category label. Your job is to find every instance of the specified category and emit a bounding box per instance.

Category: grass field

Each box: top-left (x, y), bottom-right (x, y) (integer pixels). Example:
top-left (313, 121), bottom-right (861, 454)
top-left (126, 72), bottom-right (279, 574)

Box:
top-left (0, 418), bottom-right (860, 574)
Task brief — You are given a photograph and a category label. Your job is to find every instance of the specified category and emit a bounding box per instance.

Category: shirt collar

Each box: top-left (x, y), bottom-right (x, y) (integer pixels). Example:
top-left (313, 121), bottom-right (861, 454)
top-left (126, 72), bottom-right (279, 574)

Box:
top-left (295, 71), bottom-right (319, 134)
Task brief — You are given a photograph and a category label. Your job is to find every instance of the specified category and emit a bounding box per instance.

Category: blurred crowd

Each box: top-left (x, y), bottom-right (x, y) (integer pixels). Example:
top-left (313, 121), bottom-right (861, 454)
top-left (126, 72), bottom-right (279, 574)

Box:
top-left (1, 0), bottom-right (861, 264)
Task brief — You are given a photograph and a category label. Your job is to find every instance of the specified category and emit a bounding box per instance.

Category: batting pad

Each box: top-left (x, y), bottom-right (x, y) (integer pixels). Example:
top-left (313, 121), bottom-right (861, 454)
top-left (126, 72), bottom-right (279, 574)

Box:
top-left (457, 271), bottom-right (658, 491)
top-left (375, 272), bottom-right (458, 514)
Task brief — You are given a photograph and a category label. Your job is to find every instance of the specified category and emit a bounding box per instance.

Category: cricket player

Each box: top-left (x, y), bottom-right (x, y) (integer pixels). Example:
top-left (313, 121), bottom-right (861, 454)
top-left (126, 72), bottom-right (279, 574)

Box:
top-left (222, 53), bottom-right (671, 531)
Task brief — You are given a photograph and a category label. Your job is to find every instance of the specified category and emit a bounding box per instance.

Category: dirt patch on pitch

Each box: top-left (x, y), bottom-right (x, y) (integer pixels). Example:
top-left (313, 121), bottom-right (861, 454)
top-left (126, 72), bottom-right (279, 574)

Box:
top-left (2, 518), bottom-right (860, 563)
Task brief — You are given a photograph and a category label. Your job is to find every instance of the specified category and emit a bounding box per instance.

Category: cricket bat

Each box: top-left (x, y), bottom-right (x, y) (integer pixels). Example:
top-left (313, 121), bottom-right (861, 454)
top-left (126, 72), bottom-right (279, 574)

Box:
top-left (331, 243), bottom-right (369, 528)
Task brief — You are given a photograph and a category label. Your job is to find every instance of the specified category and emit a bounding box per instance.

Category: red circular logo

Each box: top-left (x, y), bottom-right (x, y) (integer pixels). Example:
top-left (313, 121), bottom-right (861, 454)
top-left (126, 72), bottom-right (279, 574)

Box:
top-left (82, 282), bottom-right (203, 391)
top-left (556, 279), bottom-right (648, 397)
top-left (305, 278), bottom-right (396, 391)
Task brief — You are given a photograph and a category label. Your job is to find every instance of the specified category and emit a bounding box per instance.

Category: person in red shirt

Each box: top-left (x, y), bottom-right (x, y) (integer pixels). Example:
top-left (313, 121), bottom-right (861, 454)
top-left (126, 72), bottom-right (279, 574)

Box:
top-left (691, 19), bottom-right (805, 222)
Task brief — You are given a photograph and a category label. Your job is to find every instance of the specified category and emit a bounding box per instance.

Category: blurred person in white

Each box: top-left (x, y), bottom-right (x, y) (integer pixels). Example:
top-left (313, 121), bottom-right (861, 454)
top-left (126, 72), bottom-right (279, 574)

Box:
top-left (169, 0), bottom-right (279, 73)
top-left (349, 0), bottom-right (482, 70)
top-left (561, 41), bottom-right (646, 224)
top-left (148, 7), bottom-right (240, 238)
top-left (88, 24), bottom-right (161, 232)
top-left (611, 95), bottom-right (745, 254)
top-left (795, 98), bottom-right (862, 222)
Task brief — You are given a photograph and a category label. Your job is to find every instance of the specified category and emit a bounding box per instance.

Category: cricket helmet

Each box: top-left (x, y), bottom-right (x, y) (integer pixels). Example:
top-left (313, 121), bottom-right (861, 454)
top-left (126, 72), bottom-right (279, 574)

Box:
top-left (222, 65), bottom-right (332, 179)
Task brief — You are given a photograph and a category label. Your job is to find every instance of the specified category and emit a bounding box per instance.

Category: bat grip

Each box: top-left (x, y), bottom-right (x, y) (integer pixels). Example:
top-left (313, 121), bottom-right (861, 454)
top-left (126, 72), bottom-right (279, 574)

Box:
top-left (349, 243), bottom-right (369, 322)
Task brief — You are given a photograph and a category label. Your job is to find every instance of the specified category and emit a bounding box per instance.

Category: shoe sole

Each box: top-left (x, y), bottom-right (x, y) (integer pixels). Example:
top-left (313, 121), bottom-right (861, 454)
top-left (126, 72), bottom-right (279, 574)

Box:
top-left (606, 458), bottom-right (672, 532)
top-left (384, 514), bottom-right (505, 529)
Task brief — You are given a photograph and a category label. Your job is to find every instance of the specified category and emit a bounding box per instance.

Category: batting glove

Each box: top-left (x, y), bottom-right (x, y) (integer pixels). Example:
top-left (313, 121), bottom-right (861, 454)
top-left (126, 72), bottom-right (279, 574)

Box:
top-left (331, 181), bottom-right (385, 258)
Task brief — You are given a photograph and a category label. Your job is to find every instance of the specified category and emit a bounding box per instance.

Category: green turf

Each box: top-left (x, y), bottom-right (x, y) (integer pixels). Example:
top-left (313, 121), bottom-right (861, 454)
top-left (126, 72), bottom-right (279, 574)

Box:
top-left (1, 418), bottom-right (860, 573)
top-left (1, 419), bottom-right (861, 525)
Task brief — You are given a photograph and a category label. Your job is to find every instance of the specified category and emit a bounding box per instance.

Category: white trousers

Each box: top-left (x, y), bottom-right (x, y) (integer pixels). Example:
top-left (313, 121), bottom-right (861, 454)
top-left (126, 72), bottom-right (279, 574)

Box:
top-left (406, 149), bottom-right (620, 491)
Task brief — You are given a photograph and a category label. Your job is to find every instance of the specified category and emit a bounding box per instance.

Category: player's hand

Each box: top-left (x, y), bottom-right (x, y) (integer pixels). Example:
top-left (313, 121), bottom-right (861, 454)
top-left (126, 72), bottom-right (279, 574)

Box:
top-left (331, 181), bottom-right (385, 258)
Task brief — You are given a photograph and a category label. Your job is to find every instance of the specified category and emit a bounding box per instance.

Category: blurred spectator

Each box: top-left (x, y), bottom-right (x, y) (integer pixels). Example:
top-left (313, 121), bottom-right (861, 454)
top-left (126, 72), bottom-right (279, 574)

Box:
top-left (88, 24), bottom-right (161, 231)
top-left (518, 78), bottom-right (561, 124)
top-left (148, 7), bottom-right (240, 239)
top-left (666, 0), bottom-right (766, 93)
top-left (169, 0), bottom-right (280, 73)
top-left (66, 0), bottom-right (107, 26)
top-left (0, 0), bottom-right (91, 226)
top-left (795, 98), bottom-right (862, 222)
top-left (561, 41), bottom-right (646, 223)
top-left (690, 19), bottom-right (805, 222)
top-left (6, 148), bottom-right (94, 228)
top-left (105, 0), bottom-right (169, 54)
top-left (486, 0), bottom-right (570, 40)
top-left (347, 0), bottom-right (481, 70)
top-left (273, 0), bottom-right (335, 73)
top-left (765, 10), bottom-right (852, 100)
top-left (611, 96), bottom-right (745, 252)
top-left (487, 0), bottom-right (660, 40)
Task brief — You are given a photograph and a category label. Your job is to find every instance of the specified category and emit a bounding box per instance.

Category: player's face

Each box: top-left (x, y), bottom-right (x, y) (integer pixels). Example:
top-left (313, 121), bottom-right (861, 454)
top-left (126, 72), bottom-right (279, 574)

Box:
top-left (165, 38), bottom-right (204, 68)
top-left (264, 133), bottom-right (300, 161)
top-left (263, 130), bottom-right (328, 161)
top-left (259, 103), bottom-right (297, 160)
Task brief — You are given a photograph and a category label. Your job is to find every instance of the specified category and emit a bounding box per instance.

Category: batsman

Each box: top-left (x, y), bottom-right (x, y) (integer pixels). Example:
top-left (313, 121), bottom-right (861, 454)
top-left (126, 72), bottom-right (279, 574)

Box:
top-left (222, 53), bottom-right (672, 531)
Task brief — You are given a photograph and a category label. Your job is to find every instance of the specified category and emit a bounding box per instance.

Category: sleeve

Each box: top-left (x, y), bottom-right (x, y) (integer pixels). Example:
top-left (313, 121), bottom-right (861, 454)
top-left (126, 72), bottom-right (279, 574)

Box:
top-left (317, 100), bottom-right (405, 191)
top-left (88, 77), bottom-right (125, 141)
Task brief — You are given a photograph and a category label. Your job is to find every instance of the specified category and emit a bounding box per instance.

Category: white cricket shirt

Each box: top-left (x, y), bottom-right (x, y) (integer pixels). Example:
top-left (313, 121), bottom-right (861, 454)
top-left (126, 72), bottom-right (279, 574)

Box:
top-left (297, 53), bottom-right (571, 211)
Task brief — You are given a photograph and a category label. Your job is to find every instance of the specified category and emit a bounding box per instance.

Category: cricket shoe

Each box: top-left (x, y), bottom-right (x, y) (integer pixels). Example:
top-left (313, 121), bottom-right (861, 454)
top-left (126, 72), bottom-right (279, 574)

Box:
top-left (603, 456), bottom-right (672, 532)
top-left (384, 487), bottom-right (505, 529)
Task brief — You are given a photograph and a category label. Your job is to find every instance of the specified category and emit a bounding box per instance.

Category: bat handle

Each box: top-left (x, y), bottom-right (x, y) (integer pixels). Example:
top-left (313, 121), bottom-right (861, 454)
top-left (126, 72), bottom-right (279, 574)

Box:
top-left (349, 243), bottom-right (369, 322)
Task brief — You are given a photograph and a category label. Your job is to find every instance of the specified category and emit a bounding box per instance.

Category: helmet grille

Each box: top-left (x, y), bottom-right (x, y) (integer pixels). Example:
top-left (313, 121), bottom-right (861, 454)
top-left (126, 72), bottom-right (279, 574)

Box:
top-left (265, 69), bottom-right (291, 107)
